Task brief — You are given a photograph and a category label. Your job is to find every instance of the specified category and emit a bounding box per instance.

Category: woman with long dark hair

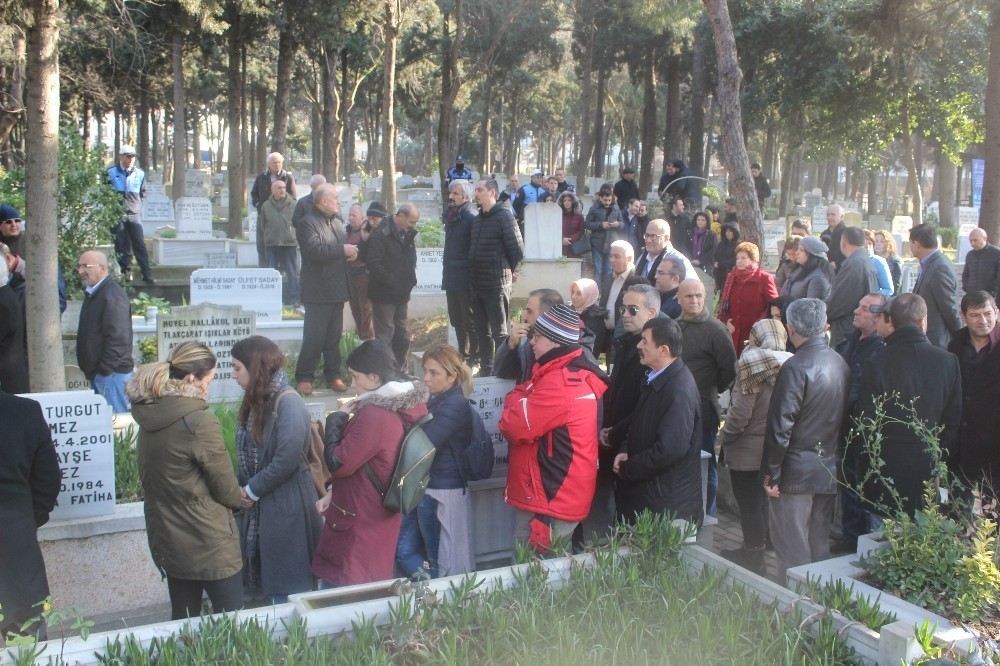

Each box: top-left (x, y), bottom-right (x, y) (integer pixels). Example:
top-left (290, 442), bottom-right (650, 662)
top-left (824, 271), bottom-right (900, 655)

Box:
top-left (128, 342), bottom-right (244, 619)
top-left (779, 235), bottom-right (833, 307)
top-left (687, 211), bottom-right (719, 276)
top-left (232, 335), bottom-right (321, 602)
top-left (559, 191), bottom-right (586, 258)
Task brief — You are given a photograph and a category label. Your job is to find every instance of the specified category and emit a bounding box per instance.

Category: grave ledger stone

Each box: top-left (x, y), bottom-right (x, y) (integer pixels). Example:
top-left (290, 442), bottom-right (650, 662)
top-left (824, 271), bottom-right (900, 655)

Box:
top-left (157, 303), bottom-right (256, 402)
top-left (469, 376), bottom-right (516, 476)
top-left (174, 197), bottom-right (214, 238)
top-left (190, 268), bottom-right (283, 322)
top-left (22, 390), bottom-right (115, 521)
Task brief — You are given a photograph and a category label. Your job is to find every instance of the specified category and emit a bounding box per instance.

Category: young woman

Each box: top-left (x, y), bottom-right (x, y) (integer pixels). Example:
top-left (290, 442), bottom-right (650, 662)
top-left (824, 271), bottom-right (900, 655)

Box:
top-left (687, 211), bottom-right (719, 276)
top-left (559, 191), bottom-right (586, 258)
top-left (714, 221), bottom-right (741, 292)
top-left (570, 277), bottom-right (606, 355)
top-left (716, 242), bottom-right (780, 355)
top-left (874, 230), bottom-right (902, 294)
top-left (779, 235), bottom-right (833, 307)
top-left (232, 336), bottom-right (321, 602)
top-left (396, 345), bottom-right (477, 579)
top-left (313, 340), bottom-right (429, 587)
top-left (128, 342), bottom-right (243, 619)
top-left (863, 229), bottom-right (894, 296)
top-left (773, 236), bottom-right (801, 290)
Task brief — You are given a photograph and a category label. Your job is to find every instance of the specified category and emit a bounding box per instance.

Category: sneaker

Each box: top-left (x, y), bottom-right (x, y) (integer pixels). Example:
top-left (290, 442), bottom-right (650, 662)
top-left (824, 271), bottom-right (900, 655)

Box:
top-left (296, 381), bottom-right (314, 396)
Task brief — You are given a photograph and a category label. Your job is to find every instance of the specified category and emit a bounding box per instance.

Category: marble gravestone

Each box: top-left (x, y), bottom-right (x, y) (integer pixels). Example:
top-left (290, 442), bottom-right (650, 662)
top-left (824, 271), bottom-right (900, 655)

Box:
top-left (523, 203), bottom-right (564, 259)
top-left (141, 190), bottom-right (175, 238)
top-left (184, 169), bottom-right (210, 197)
top-left (157, 303), bottom-right (256, 402)
top-left (64, 365), bottom-right (91, 391)
top-left (469, 377), bottom-right (516, 476)
top-left (190, 268), bottom-right (283, 321)
top-left (414, 248), bottom-right (444, 294)
top-left (174, 197), bottom-right (214, 238)
top-left (23, 391), bottom-right (115, 520)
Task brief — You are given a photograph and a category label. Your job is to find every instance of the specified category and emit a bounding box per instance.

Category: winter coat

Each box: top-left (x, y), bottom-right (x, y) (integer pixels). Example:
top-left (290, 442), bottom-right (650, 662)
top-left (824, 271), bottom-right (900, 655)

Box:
top-left (855, 325), bottom-right (961, 517)
top-left (579, 303), bottom-right (608, 357)
top-left (367, 219), bottom-right (417, 305)
top-left (313, 381), bottom-right (429, 586)
top-left (442, 201), bottom-right (477, 291)
top-left (962, 244), bottom-right (1000, 297)
top-left (716, 267), bottom-right (780, 356)
top-left (0, 393), bottom-right (60, 636)
top-left (76, 277), bottom-right (134, 380)
top-left (668, 212), bottom-right (692, 256)
top-left (296, 210), bottom-right (352, 304)
top-left (885, 254), bottom-right (902, 294)
top-left (468, 202), bottom-right (524, 292)
top-left (834, 330), bottom-right (885, 409)
top-left (613, 358), bottom-right (704, 524)
top-left (773, 258), bottom-right (796, 290)
top-left (780, 262), bottom-right (832, 305)
top-left (292, 192), bottom-right (314, 229)
top-left (0, 284), bottom-right (27, 392)
top-left (239, 387), bottom-right (322, 596)
top-left (714, 222), bottom-right (741, 289)
top-left (500, 346), bottom-right (608, 522)
top-left (913, 250), bottom-right (963, 349)
top-left (826, 249), bottom-right (879, 348)
top-left (130, 382), bottom-right (243, 581)
top-left (107, 164), bottom-right (146, 220)
top-left (612, 178), bottom-right (640, 211)
top-left (948, 326), bottom-right (1000, 487)
top-left (561, 202), bottom-right (586, 258)
top-left (760, 336), bottom-right (850, 495)
top-left (584, 202), bottom-right (625, 254)
top-left (658, 161), bottom-right (695, 204)
top-left (424, 384), bottom-right (473, 490)
top-left (687, 226), bottom-right (718, 273)
top-left (678, 309), bottom-right (737, 423)
top-left (820, 222), bottom-right (847, 268)
top-left (251, 170), bottom-right (296, 211)
top-left (258, 194), bottom-right (297, 247)
top-left (753, 174), bottom-right (771, 208)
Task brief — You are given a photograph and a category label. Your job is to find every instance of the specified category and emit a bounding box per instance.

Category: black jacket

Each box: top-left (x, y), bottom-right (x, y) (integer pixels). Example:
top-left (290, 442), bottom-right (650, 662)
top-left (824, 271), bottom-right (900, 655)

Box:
top-left (366, 219), bottom-right (417, 304)
top-left (855, 325), bottom-right (961, 517)
top-left (442, 201), bottom-right (477, 292)
top-left (468, 202), bottom-right (524, 291)
top-left (76, 277), bottom-right (133, 380)
top-left (297, 210), bottom-right (352, 303)
top-left (820, 221), bottom-right (847, 268)
top-left (0, 392), bottom-right (60, 635)
top-left (948, 327), bottom-right (1000, 488)
top-left (753, 174), bottom-right (771, 207)
top-left (250, 170), bottom-right (296, 211)
top-left (292, 192), bottom-right (314, 229)
top-left (613, 178), bottom-right (640, 211)
top-left (613, 359), bottom-right (704, 524)
top-left (0, 284), bottom-right (27, 392)
top-left (963, 244), bottom-right (1000, 297)
top-left (761, 336), bottom-right (849, 495)
top-left (423, 384), bottom-right (473, 489)
top-left (714, 222), bottom-right (741, 289)
top-left (658, 162), bottom-right (695, 204)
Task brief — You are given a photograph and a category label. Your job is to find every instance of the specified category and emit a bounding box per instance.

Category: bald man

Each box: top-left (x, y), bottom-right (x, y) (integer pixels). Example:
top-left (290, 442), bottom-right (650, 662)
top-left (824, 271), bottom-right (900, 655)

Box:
top-left (76, 250), bottom-right (134, 412)
top-left (962, 228), bottom-right (1000, 297)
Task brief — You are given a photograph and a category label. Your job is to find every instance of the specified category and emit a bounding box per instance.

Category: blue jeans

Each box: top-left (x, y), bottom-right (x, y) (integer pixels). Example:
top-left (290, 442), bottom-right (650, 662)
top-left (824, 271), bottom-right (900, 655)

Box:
top-left (265, 246), bottom-right (300, 305)
top-left (592, 250), bottom-right (610, 281)
top-left (395, 494), bottom-right (441, 578)
top-left (92, 372), bottom-right (133, 413)
top-left (702, 412), bottom-right (719, 517)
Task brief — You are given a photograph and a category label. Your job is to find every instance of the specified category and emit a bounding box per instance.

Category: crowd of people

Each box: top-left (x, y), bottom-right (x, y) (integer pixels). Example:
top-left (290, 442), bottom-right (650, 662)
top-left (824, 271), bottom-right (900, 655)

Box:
top-left (4, 155), bottom-right (1000, 635)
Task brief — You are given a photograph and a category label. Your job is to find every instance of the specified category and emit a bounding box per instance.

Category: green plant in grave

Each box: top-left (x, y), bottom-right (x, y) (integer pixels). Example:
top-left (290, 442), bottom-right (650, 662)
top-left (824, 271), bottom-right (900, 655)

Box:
top-left (798, 576), bottom-right (897, 631)
top-left (114, 426), bottom-right (143, 502)
top-left (414, 220), bottom-right (444, 248)
top-left (130, 292), bottom-right (171, 318)
top-left (701, 184), bottom-right (723, 206)
top-left (137, 336), bottom-right (158, 364)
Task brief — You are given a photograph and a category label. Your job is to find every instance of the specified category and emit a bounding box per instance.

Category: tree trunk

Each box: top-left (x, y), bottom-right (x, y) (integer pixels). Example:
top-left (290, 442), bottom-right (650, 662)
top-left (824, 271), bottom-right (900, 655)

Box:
top-left (900, 98), bottom-right (923, 224)
top-left (703, 94), bottom-right (716, 179)
top-left (171, 31), bottom-right (186, 199)
top-left (138, 82), bottom-right (150, 170)
top-left (981, 4), bottom-right (1000, 238)
top-left (255, 88), bottom-right (268, 172)
top-left (81, 99), bottom-right (91, 148)
top-left (191, 106), bottom-right (201, 169)
top-left (381, 0), bottom-right (398, 212)
top-left (437, 6), bottom-right (459, 189)
top-left (763, 121), bottom-right (776, 181)
top-left (937, 148), bottom-right (957, 229)
top-left (25, 0), bottom-right (64, 391)
top-left (778, 143), bottom-right (795, 216)
top-left (688, 41), bottom-right (707, 188)
top-left (0, 29), bottom-right (25, 159)
top-left (311, 83), bottom-right (321, 173)
top-left (321, 47), bottom-right (338, 181)
top-left (867, 170), bottom-right (879, 216)
top-left (271, 24), bottom-right (295, 156)
top-left (638, 50), bottom-right (658, 196)
top-left (703, 0), bottom-right (761, 245)
top-left (480, 74), bottom-right (494, 174)
top-left (113, 110), bottom-right (121, 157)
top-left (226, 6), bottom-right (244, 237)
top-left (664, 53), bottom-right (681, 164)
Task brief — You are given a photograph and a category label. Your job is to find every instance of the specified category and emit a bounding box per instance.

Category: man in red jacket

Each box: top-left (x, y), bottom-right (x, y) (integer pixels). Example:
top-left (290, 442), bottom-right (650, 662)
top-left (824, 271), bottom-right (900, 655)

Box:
top-left (499, 303), bottom-right (609, 553)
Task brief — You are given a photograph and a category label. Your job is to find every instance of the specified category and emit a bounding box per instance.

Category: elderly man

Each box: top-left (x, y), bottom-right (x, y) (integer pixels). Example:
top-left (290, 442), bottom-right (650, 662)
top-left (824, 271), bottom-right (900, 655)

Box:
top-left (553, 168), bottom-right (574, 194)
top-left (910, 223), bottom-right (962, 348)
top-left (494, 288), bottom-right (563, 384)
top-left (344, 204), bottom-right (373, 339)
top-left (819, 205), bottom-right (847, 269)
top-left (634, 218), bottom-right (695, 284)
top-left (106, 145), bottom-right (154, 284)
top-left (499, 304), bottom-right (608, 553)
top-left (826, 227), bottom-right (878, 347)
top-left (962, 228), bottom-right (1000, 297)
top-left (948, 291), bottom-right (1000, 494)
top-left (443, 179), bottom-right (479, 363)
top-left (599, 240), bottom-right (639, 343)
top-left (76, 251), bottom-right (134, 412)
top-left (257, 180), bottom-right (300, 306)
top-left (294, 184), bottom-right (357, 394)
top-left (251, 152), bottom-right (296, 213)
top-left (761, 299), bottom-right (850, 581)
top-left (292, 174), bottom-right (327, 228)
top-left (367, 203), bottom-right (420, 370)
top-left (612, 316), bottom-right (703, 526)
top-left (677, 279), bottom-right (736, 517)
top-left (654, 257), bottom-right (686, 319)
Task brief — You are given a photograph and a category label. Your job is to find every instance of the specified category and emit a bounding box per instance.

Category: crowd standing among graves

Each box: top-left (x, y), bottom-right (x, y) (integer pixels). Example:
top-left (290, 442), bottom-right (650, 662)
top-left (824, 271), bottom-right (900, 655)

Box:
top-left (3, 154), bottom-right (999, 635)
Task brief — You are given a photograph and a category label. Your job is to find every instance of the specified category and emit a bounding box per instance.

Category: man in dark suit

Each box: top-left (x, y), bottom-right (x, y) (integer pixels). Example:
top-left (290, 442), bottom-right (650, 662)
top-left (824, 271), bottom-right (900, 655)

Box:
top-left (599, 240), bottom-right (639, 344)
top-left (910, 223), bottom-right (962, 348)
top-left (0, 392), bottom-right (60, 638)
top-left (634, 219), bottom-right (695, 285)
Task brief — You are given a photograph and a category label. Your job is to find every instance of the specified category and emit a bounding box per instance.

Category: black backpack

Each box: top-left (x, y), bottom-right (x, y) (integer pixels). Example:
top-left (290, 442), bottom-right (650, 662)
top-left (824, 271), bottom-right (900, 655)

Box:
top-left (457, 403), bottom-right (495, 482)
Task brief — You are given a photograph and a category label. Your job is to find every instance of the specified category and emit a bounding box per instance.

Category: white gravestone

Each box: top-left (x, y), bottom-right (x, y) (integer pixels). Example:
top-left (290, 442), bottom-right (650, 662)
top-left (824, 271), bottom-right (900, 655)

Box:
top-left (891, 216), bottom-right (914, 235)
top-left (142, 192), bottom-right (175, 238)
top-left (146, 171), bottom-right (163, 186)
top-left (146, 182), bottom-right (166, 197)
top-left (844, 211), bottom-right (863, 227)
top-left (470, 377), bottom-right (516, 476)
top-left (22, 391), bottom-right (116, 520)
top-left (190, 268), bottom-right (283, 321)
top-left (185, 169), bottom-right (210, 197)
top-left (523, 202), bottom-right (564, 260)
top-left (205, 252), bottom-right (238, 268)
top-left (958, 221), bottom-right (979, 263)
top-left (811, 206), bottom-right (827, 226)
top-left (64, 365), bottom-right (91, 391)
top-left (157, 303), bottom-right (256, 402)
top-left (414, 248), bottom-right (444, 294)
top-left (174, 197), bottom-right (214, 238)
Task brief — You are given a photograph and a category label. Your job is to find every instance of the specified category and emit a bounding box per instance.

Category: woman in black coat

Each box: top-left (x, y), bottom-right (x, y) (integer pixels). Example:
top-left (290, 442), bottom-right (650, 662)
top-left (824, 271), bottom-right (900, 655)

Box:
top-left (0, 262), bottom-right (28, 392)
top-left (686, 211), bottom-right (718, 275)
top-left (714, 221), bottom-right (740, 293)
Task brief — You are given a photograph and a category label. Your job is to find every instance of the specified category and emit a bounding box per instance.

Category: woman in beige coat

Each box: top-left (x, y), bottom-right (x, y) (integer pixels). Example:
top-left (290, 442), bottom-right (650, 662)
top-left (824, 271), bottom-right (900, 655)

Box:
top-left (127, 342), bottom-right (243, 619)
top-left (717, 319), bottom-right (793, 574)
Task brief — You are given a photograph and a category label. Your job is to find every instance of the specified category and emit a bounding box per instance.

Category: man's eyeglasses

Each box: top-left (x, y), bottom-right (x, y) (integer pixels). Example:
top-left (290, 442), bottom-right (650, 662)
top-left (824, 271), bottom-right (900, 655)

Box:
top-left (619, 304), bottom-right (642, 316)
top-left (1, 218), bottom-right (21, 225)
top-left (76, 263), bottom-right (100, 269)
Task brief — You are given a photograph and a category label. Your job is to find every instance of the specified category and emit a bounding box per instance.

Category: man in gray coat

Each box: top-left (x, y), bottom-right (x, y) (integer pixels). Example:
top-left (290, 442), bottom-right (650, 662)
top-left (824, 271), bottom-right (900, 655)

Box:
top-left (761, 299), bottom-right (850, 582)
top-left (910, 223), bottom-right (962, 348)
top-left (826, 227), bottom-right (878, 348)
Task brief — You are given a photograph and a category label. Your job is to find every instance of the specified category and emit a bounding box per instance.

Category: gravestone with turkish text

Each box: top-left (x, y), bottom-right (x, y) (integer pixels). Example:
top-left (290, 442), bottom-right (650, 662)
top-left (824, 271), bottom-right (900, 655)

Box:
top-left (64, 365), bottom-right (91, 391)
top-left (184, 169), bottom-right (210, 197)
top-left (157, 303), bottom-right (256, 402)
top-left (142, 191), bottom-right (175, 238)
top-left (844, 211), bottom-right (863, 227)
top-left (174, 197), bottom-right (214, 238)
top-left (414, 248), bottom-right (444, 293)
top-left (190, 268), bottom-right (282, 321)
top-left (523, 202), bottom-right (563, 259)
top-left (205, 252), bottom-right (238, 268)
top-left (470, 376), bottom-right (516, 476)
top-left (23, 391), bottom-right (115, 520)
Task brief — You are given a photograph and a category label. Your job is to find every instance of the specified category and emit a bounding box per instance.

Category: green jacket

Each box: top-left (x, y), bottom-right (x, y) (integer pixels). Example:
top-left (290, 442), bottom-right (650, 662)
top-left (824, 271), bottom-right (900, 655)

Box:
top-left (131, 382), bottom-right (243, 581)
top-left (259, 195), bottom-right (297, 247)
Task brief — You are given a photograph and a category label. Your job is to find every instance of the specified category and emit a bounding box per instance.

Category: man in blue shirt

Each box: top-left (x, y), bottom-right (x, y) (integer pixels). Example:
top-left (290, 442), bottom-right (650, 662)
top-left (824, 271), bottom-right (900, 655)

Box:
top-left (106, 145), bottom-right (153, 284)
top-left (445, 155), bottom-right (473, 184)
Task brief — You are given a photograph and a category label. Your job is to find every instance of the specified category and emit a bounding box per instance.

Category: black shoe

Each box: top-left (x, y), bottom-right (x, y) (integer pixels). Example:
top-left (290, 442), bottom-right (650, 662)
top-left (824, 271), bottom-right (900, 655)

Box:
top-left (721, 546), bottom-right (765, 575)
top-left (142, 276), bottom-right (156, 285)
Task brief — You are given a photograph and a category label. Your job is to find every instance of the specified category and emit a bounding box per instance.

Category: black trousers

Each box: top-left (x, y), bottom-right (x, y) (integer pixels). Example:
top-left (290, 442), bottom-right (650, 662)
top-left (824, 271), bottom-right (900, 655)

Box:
top-left (113, 217), bottom-right (151, 278)
top-left (296, 301), bottom-right (345, 382)
top-left (729, 469), bottom-right (768, 549)
top-left (471, 288), bottom-right (509, 373)
top-left (372, 301), bottom-right (410, 369)
top-left (446, 285), bottom-right (477, 360)
top-left (166, 571), bottom-right (243, 620)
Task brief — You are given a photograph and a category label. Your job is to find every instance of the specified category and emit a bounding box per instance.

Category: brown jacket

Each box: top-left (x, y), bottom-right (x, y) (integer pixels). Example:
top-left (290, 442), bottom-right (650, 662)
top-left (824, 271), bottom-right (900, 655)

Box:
top-left (130, 381), bottom-right (243, 580)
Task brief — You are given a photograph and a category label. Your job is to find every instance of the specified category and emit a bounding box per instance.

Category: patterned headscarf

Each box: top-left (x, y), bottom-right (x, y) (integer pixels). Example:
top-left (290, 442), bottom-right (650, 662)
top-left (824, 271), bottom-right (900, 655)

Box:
top-left (736, 319), bottom-right (790, 394)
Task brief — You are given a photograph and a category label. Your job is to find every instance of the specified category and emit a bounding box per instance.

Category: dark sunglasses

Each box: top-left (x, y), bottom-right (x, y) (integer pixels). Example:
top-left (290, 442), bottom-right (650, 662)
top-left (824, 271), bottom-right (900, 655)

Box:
top-left (619, 304), bottom-right (642, 316)
top-left (1, 218), bottom-right (21, 225)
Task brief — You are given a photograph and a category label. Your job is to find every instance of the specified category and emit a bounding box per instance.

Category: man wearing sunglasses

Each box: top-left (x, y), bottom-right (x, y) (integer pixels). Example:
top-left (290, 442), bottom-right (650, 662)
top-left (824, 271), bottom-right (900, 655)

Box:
top-left (106, 146), bottom-right (154, 284)
top-left (0, 204), bottom-right (24, 260)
